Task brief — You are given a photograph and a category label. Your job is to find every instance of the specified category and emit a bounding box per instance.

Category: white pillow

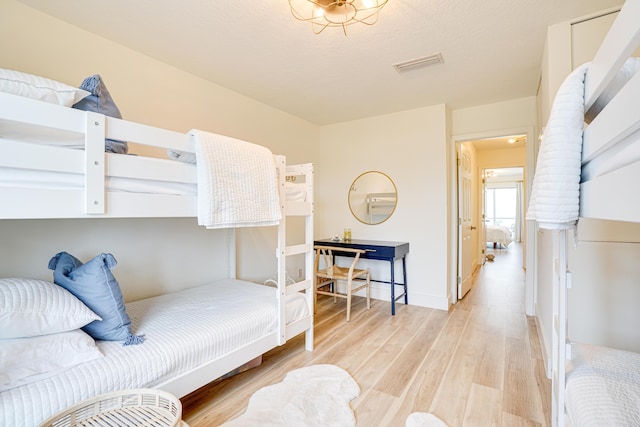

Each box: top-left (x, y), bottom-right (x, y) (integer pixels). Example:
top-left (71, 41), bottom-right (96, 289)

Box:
top-left (0, 68), bottom-right (90, 107)
top-left (0, 278), bottom-right (101, 339)
top-left (0, 329), bottom-right (103, 392)
top-left (167, 149), bottom-right (197, 164)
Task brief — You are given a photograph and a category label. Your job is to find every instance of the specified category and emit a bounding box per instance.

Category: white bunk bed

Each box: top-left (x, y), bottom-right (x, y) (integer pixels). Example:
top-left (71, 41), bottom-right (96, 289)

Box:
top-left (0, 84), bottom-right (315, 425)
top-left (366, 192), bottom-right (396, 223)
top-left (527, 0), bottom-right (640, 426)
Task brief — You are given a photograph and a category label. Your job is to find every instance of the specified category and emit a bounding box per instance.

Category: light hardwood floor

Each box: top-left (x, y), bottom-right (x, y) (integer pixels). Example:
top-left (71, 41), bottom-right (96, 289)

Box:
top-left (181, 242), bottom-right (551, 426)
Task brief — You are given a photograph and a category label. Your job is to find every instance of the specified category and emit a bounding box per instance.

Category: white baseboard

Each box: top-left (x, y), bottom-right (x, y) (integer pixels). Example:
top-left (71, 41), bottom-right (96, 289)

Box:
top-left (345, 282), bottom-right (449, 311)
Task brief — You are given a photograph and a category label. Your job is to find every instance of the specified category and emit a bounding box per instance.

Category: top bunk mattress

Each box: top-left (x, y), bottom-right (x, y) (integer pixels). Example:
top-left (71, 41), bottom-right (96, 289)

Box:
top-left (0, 278), bottom-right (308, 427)
top-left (0, 137), bottom-right (308, 201)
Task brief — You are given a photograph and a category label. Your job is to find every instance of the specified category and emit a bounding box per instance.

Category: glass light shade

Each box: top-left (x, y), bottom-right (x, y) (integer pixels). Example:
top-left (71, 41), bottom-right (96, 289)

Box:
top-left (289, 0), bottom-right (389, 34)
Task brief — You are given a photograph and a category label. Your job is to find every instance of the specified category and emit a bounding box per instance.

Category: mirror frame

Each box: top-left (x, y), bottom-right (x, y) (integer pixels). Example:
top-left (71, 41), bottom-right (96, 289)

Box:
top-left (348, 171), bottom-right (398, 225)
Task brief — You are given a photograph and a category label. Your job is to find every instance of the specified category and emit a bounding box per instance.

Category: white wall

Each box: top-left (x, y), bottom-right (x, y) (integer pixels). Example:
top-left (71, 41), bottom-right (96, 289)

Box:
top-left (316, 105), bottom-right (451, 310)
top-left (0, 218), bottom-right (232, 302)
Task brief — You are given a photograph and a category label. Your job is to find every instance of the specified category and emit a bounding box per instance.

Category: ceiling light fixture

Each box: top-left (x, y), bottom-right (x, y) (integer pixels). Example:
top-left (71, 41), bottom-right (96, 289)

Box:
top-left (289, 0), bottom-right (389, 35)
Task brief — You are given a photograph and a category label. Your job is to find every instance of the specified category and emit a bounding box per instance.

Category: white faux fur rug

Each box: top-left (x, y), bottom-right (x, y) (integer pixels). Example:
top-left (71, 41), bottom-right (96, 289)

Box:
top-left (405, 412), bottom-right (449, 427)
top-left (220, 364), bottom-right (360, 427)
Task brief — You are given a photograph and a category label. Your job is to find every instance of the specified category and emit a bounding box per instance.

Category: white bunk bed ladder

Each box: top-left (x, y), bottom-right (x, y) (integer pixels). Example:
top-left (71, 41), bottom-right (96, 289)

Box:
top-left (552, 229), bottom-right (572, 427)
top-left (275, 156), bottom-right (314, 350)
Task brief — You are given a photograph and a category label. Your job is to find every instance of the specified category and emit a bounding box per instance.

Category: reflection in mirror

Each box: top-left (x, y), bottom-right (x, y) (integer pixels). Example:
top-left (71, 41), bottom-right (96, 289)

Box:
top-left (348, 171), bottom-right (397, 225)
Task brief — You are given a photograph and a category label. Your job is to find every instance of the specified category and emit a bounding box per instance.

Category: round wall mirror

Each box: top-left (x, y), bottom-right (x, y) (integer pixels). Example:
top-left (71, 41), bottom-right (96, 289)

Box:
top-left (348, 171), bottom-right (397, 225)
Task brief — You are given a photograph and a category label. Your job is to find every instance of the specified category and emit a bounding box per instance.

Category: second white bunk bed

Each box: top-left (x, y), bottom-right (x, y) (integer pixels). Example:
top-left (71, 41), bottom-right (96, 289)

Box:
top-left (0, 84), bottom-right (315, 426)
top-left (527, 0), bottom-right (640, 425)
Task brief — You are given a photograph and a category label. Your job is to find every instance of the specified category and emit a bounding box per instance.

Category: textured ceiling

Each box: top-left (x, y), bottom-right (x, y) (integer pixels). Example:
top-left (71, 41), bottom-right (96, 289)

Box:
top-left (17, 0), bottom-right (622, 125)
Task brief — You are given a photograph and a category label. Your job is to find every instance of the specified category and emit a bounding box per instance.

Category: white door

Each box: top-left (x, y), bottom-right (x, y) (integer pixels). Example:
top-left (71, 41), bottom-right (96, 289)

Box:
top-left (457, 144), bottom-right (474, 299)
top-left (480, 172), bottom-right (487, 265)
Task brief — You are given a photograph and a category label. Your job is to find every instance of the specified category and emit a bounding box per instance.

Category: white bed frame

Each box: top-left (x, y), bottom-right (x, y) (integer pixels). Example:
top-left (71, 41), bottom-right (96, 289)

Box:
top-left (0, 90), bottom-right (315, 399)
top-left (550, 0), bottom-right (640, 425)
top-left (366, 192), bottom-right (396, 223)
top-left (485, 225), bottom-right (512, 248)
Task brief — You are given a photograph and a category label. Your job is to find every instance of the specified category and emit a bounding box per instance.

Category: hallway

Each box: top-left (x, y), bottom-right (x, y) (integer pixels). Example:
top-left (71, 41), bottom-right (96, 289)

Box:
top-left (432, 241), bottom-right (551, 426)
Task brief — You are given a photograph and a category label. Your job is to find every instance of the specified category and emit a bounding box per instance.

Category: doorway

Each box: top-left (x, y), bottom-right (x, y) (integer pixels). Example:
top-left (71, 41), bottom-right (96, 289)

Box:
top-left (453, 131), bottom-right (533, 308)
top-left (483, 167), bottom-right (525, 265)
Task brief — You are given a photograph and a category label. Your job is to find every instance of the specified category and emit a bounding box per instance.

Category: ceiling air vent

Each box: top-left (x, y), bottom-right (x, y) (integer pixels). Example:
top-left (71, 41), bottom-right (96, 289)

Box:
top-left (392, 53), bottom-right (444, 73)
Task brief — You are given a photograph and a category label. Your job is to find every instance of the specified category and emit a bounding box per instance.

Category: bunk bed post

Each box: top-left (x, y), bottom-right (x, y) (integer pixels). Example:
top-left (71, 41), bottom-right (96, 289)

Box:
top-left (84, 111), bottom-right (106, 214)
top-left (304, 165), bottom-right (314, 351)
top-left (552, 228), bottom-right (569, 427)
top-left (276, 156), bottom-right (288, 345)
top-left (228, 228), bottom-right (236, 279)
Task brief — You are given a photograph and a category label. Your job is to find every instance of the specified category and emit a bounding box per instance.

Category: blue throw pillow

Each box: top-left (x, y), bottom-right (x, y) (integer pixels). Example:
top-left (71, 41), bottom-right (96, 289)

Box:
top-left (71, 74), bottom-right (128, 154)
top-left (48, 252), bottom-right (144, 346)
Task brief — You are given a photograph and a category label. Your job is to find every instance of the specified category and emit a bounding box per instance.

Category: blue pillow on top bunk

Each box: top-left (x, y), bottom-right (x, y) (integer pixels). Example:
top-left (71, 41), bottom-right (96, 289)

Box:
top-left (48, 252), bottom-right (144, 346)
top-left (71, 74), bottom-right (129, 155)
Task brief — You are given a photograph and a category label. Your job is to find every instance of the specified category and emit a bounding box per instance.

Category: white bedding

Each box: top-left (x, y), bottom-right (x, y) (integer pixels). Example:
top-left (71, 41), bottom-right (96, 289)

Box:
top-left (0, 138), bottom-right (308, 201)
top-left (0, 167), bottom-right (308, 201)
top-left (190, 129), bottom-right (281, 229)
top-left (0, 279), bottom-right (308, 427)
top-left (486, 225), bottom-right (512, 247)
top-left (526, 63), bottom-right (588, 230)
top-left (566, 343), bottom-right (640, 427)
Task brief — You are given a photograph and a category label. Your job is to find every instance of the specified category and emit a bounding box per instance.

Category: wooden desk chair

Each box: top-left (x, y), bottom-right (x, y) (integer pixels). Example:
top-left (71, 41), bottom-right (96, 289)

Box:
top-left (314, 245), bottom-right (371, 322)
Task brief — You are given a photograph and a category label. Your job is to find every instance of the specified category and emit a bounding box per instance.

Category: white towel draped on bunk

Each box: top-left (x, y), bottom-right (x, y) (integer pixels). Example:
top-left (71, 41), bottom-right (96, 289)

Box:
top-left (526, 63), bottom-right (589, 230)
top-left (190, 129), bottom-right (282, 229)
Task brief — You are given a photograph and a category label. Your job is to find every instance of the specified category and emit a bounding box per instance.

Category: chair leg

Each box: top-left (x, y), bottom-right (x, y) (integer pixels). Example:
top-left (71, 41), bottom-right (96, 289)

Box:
top-left (346, 278), bottom-right (352, 322)
top-left (366, 271), bottom-right (371, 310)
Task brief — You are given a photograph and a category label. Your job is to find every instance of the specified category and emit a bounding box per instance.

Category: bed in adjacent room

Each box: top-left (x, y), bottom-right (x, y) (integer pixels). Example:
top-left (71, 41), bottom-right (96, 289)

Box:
top-left (485, 225), bottom-right (513, 248)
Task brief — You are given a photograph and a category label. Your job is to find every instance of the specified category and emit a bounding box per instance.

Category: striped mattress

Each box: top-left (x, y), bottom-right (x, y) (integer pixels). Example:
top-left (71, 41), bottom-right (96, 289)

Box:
top-left (0, 279), bottom-right (307, 427)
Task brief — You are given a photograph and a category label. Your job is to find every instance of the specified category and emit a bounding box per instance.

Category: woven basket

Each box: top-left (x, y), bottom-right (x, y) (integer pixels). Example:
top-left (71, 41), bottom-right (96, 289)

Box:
top-left (39, 388), bottom-right (184, 427)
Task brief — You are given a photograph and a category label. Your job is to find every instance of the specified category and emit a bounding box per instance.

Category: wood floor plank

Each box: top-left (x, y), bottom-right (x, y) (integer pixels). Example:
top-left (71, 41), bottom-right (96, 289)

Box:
top-left (372, 307), bottom-right (438, 397)
top-left (462, 383), bottom-right (502, 427)
top-left (429, 307), bottom-right (488, 427)
top-left (351, 307), bottom-right (428, 393)
top-left (353, 389), bottom-right (399, 427)
top-left (503, 336), bottom-right (546, 424)
top-left (472, 306), bottom-right (506, 390)
top-left (390, 347), bottom-right (454, 423)
top-left (501, 412), bottom-right (543, 427)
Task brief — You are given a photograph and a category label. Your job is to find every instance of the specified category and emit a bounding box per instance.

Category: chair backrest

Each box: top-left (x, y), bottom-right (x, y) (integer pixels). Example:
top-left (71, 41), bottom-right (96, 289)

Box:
top-left (314, 245), bottom-right (367, 277)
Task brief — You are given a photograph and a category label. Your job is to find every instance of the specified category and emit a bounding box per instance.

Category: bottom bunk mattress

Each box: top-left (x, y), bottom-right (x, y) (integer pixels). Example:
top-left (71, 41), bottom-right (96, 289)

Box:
top-left (566, 343), bottom-right (640, 427)
top-left (0, 278), bottom-right (308, 427)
